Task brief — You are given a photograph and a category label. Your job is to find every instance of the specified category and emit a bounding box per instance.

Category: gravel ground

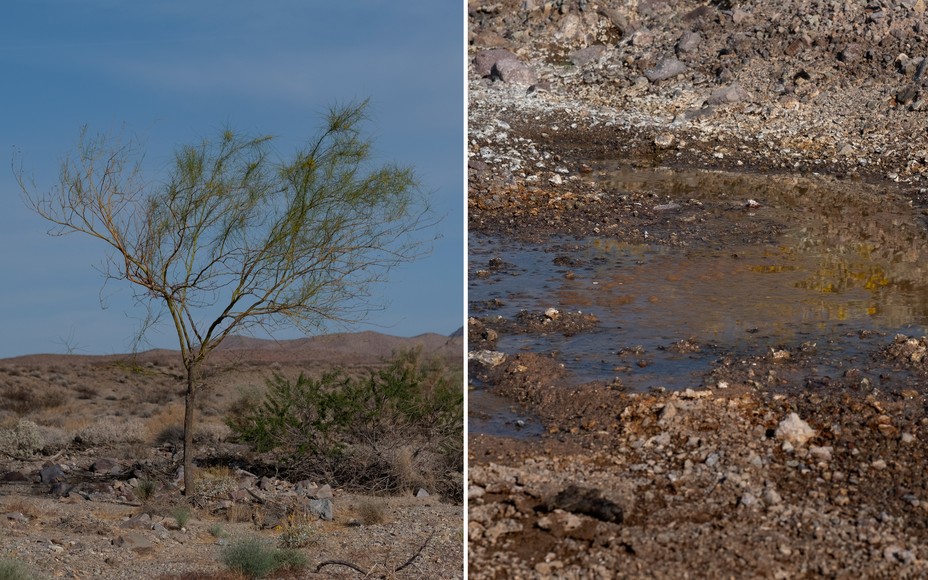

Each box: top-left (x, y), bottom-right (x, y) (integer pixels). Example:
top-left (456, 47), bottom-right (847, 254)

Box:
top-left (468, 0), bottom-right (928, 577)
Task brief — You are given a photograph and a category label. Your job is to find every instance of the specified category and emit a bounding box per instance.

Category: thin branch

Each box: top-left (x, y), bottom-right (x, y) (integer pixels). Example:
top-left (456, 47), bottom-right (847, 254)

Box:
top-left (313, 531), bottom-right (434, 576)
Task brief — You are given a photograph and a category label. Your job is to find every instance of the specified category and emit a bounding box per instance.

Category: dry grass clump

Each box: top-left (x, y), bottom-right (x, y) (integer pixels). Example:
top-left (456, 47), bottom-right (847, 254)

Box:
top-left (356, 497), bottom-right (388, 526)
top-left (0, 383), bottom-right (67, 414)
top-left (2, 497), bottom-right (44, 520)
top-left (77, 417), bottom-right (147, 446)
top-left (195, 466), bottom-right (239, 500)
top-left (277, 511), bottom-right (319, 549)
top-left (226, 502), bottom-right (253, 524)
top-left (0, 419), bottom-right (44, 457)
top-left (194, 421), bottom-right (232, 444)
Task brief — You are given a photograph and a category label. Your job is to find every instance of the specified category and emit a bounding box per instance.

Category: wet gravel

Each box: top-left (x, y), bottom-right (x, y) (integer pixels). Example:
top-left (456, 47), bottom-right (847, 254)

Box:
top-left (468, 0), bottom-right (928, 576)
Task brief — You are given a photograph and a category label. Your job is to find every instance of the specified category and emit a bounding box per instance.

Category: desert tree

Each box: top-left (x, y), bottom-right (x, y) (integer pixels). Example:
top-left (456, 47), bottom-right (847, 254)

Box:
top-left (16, 101), bottom-right (435, 495)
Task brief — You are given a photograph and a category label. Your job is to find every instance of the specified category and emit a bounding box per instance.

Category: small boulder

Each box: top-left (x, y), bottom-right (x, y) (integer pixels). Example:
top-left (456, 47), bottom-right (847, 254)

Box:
top-left (775, 413), bottom-right (816, 446)
top-left (645, 57), bottom-right (687, 82)
top-left (309, 498), bottom-right (334, 521)
top-left (40, 464), bottom-right (66, 484)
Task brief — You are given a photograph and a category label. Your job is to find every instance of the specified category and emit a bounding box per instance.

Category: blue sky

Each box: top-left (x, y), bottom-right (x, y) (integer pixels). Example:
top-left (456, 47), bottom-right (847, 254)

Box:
top-left (0, 1), bottom-right (464, 357)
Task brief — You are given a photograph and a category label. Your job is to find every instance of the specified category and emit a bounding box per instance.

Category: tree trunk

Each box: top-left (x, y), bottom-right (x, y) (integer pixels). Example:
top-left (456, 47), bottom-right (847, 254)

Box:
top-left (183, 363), bottom-right (197, 496)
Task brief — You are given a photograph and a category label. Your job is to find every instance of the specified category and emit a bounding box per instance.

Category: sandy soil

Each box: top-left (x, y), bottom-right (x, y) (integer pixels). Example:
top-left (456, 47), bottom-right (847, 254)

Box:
top-left (468, 0), bottom-right (928, 577)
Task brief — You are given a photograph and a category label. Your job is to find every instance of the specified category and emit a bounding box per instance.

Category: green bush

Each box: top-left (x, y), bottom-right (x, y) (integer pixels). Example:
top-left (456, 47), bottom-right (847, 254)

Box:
top-left (227, 349), bottom-right (463, 498)
top-left (221, 537), bottom-right (307, 578)
top-left (172, 505), bottom-right (191, 528)
top-left (0, 558), bottom-right (35, 580)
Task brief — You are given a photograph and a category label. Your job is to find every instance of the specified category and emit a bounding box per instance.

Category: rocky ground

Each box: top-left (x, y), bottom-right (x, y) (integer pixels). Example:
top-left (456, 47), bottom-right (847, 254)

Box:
top-left (0, 332), bottom-right (463, 579)
top-left (468, 0), bottom-right (928, 577)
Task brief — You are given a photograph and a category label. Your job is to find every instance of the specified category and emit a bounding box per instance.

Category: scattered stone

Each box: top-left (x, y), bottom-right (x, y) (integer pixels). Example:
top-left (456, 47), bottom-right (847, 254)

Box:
top-left (809, 445), bottom-right (834, 462)
top-left (645, 57), bottom-right (687, 82)
top-left (676, 31), bottom-right (702, 54)
top-left (112, 532), bottom-right (155, 555)
top-left (654, 132), bottom-right (675, 148)
top-left (706, 83), bottom-right (751, 106)
top-left (5, 512), bottom-right (29, 524)
top-left (416, 488), bottom-right (430, 498)
top-left (568, 45), bottom-right (606, 67)
top-left (90, 458), bottom-right (121, 474)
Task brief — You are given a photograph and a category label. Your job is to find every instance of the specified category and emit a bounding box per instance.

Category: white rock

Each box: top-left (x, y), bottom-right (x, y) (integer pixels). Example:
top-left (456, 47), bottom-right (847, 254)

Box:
top-left (809, 445), bottom-right (834, 462)
top-left (775, 413), bottom-right (816, 445)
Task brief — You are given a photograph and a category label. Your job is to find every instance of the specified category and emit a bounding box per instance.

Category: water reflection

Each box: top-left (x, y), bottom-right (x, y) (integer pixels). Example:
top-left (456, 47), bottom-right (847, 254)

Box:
top-left (469, 169), bottom-right (928, 392)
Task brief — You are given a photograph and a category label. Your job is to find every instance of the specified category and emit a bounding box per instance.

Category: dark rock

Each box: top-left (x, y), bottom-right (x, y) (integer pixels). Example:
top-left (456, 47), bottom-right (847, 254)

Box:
top-left (645, 57), bottom-right (687, 82)
top-left (40, 464), bottom-right (66, 484)
top-left (255, 503), bottom-right (287, 529)
top-left (49, 482), bottom-right (74, 497)
top-left (2, 471), bottom-right (29, 482)
top-left (838, 43), bottom-right (864, 64)
top-left (897, 85), bottom-right (919, 106)
top-left (600, 8), bottom-right (633, 37)
top-left (546, 485), bottom-right (624, 524)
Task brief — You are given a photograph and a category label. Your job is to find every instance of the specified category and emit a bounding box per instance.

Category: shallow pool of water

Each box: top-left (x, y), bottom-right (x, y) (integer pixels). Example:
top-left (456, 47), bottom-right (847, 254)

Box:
top-left (470, 169), bottom-right (928, 396)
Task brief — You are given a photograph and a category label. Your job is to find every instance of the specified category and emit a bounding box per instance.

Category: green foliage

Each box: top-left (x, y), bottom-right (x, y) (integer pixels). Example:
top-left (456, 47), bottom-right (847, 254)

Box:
top-left (227, 349), bottom-right (463, 497)
top-left (0, 558), bottom-right (35, 580)
top-left (172, 505), bottom-right (192, 528)
top-left (135, 478), bottom-right (158, 502)
top-left (19, 101), bottom-right (435, 497)
top-left (221, 537), bottom-right (307, 578)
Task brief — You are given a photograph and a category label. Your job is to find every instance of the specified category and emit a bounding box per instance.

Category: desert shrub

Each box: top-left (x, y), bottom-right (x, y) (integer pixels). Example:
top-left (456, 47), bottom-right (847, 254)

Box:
top-left (195, 466), bottom-right (239, 500)
top-left (172, 505), bottom-right (192, 528)
top-left (277, 512), bottom-right (318, 549)
top-left (154, 424), bottom-right (185, 447)
top-left (356, 497), bottom-right (387, 525)
top-left (227, 349), bottom-right (463, 498)
top-left (0, 419), bottom-right (44, 457)
top-left (77, 418), bottom-right (146, 446)
top-left (220, 537), bottom-right (307, 578)
top-left (135, 478), bottom-right (158, 502)
top-left (2, 384), bottom-right (66, 414)
top-left (34, 424), bottom-right (71, 454)
top-left (208, 523), bottom-right (227, 538)
top-left (0, 558), bottom-right (34, 580)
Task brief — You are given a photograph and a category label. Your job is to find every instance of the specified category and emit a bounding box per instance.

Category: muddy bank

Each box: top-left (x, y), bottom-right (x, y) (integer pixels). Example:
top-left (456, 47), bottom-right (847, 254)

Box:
top-left (468, 0), bottom-right (928, 576)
